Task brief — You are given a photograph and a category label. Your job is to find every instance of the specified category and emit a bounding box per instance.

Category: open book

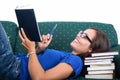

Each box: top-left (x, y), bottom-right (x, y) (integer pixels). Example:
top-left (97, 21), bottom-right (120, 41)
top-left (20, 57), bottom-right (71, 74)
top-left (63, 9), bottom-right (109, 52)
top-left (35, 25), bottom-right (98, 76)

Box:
top-left (15, 8), bottom-right (42, 42)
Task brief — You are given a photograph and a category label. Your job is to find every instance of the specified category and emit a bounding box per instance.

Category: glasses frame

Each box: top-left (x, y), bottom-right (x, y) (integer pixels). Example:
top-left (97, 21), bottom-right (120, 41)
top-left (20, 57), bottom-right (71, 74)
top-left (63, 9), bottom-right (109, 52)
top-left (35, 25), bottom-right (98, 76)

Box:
top-left (79, 31), bottom-right (92, 44)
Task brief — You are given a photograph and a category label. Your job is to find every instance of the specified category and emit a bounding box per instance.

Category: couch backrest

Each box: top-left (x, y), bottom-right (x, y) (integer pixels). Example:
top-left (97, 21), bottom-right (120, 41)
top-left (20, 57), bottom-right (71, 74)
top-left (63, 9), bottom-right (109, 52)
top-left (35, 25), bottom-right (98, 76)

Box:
top-left (15, 22), bottom-right (118, 53)
top-left (1, 21), bottom-right (118, 53)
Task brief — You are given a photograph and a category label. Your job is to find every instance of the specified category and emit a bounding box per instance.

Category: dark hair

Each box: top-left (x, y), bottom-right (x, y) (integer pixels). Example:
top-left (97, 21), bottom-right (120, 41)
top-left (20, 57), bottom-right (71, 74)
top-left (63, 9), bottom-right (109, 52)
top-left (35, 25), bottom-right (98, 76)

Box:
top-left (90, 28), bottom-right (111, 53)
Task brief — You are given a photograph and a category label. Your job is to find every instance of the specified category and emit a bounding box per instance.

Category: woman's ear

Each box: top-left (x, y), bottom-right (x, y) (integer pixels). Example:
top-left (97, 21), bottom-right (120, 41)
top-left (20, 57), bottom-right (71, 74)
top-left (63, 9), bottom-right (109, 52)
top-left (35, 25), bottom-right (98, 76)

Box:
top-left (88, 48), bottom-right (92, 53)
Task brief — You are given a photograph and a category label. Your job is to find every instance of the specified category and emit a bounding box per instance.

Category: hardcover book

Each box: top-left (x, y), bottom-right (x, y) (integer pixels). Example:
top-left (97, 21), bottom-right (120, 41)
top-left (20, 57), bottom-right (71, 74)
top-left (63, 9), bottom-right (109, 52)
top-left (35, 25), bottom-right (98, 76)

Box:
top-left (85, 56), bottom-right (114, 60)
top-left (84, 58), bottom-right (113, 63)
top-left (85, 74), bottom-right (113, 79)
top-left (89, 63), bottom-right (115, 67)
top-left (15, 8), bottom-right (42, 42)
top-left (87, 63), bottom-right (115, 71)
top-left (91, 51), bottom-right (118, 57)
top-left (84, 60), bottom-right (112, 65)
top-left (88, 70), bottom-right (114, 75)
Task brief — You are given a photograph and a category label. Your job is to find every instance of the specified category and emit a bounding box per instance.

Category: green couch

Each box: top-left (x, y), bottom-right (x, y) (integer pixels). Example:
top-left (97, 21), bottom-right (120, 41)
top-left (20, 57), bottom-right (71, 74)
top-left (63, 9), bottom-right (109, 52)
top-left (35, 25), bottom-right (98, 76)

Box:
top-left (1, 21), bottom-right (120, 80)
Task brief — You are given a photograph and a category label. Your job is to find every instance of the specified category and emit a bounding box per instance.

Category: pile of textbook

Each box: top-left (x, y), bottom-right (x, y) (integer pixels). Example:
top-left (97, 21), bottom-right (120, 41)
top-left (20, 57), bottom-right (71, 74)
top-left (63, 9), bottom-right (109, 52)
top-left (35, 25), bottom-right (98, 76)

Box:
top-left (84, 51), bottom-right (118, 79)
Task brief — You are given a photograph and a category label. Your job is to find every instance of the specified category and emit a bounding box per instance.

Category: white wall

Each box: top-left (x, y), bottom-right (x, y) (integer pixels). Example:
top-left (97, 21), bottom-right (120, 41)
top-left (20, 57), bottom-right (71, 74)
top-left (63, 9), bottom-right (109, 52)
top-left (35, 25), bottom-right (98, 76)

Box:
top-left (0, 0), bottom-right (120, 43)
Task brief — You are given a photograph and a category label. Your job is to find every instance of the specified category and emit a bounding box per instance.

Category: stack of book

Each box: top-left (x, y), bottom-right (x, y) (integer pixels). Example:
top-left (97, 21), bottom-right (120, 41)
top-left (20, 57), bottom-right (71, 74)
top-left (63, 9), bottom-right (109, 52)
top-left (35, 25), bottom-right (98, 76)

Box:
top-left (84, 51), bottom-right (118, 79)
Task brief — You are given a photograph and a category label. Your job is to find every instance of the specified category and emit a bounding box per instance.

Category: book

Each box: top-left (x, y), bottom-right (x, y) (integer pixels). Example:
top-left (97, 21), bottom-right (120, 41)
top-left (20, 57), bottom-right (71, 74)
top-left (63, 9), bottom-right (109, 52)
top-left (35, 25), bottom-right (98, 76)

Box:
top-left (84, 58), bottom-right (113, 63)
top-left (15, 8), bottom-right (42, 42)
top-left (87, 64), bottom-right (115, 71)
top-left (84, 60), bottom-right (112, 65)
top-left (89, 63), bottom-right (115, 67)
top-left (91, 51), bottom-right (118, 57)
top-left (85, 56), bottom-right (114, 60)
top-left (88, 70), bottom-right (113, 74)
top-left (85, 74), bottom-right (113, 79)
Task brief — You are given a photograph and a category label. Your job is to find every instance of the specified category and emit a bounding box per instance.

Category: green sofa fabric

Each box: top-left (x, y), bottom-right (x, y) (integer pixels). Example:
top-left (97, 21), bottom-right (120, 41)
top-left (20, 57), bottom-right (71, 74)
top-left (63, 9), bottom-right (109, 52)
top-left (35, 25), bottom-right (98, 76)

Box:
top-left (1, 21), bottom-right (120, 80)
top-left (0, 21), bottom-right (18, 53)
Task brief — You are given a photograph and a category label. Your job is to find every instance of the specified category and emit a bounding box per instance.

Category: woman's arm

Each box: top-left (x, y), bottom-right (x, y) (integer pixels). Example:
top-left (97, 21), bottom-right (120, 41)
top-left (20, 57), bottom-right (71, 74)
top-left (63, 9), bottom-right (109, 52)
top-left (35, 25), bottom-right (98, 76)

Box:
top-left (19, 28), bottom-right (74, 80)
top-left (28, 53), bottom-right (73, 80)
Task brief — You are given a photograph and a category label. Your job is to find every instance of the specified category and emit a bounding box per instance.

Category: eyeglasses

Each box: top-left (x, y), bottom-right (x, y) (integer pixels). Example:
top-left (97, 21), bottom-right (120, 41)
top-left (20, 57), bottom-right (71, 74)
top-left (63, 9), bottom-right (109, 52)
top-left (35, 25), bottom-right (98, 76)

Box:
top-left (79, 31), bottom-right (92, 44)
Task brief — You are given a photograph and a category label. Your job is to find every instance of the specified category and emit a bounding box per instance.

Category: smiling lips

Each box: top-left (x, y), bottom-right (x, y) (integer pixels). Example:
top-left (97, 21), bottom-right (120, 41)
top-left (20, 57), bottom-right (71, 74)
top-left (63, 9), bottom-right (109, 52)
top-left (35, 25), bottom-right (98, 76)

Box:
top-left (74, 38), bottom-right (80, 44)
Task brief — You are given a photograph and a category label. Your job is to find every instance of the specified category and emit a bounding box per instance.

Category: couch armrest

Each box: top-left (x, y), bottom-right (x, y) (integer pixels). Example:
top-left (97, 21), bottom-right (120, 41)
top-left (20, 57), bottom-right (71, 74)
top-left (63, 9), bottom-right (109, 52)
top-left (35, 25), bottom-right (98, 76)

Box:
top-left (0, 21), bottom-right (18, 53)
top-left (110, 45), bottom-right (120, 78)
top-left (110, 45), bottom-right (120, 52)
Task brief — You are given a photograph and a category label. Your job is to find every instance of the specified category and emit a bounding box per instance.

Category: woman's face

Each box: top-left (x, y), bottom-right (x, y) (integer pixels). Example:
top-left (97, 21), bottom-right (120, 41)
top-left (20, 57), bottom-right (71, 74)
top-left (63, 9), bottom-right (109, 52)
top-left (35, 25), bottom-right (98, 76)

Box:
top-left (70, 29), bottom-right (96, 55)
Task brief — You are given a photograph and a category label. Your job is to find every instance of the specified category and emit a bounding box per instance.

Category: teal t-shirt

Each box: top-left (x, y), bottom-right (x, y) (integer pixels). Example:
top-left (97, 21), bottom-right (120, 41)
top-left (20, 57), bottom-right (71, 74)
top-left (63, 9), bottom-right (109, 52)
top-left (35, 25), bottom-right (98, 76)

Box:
top-left (16, 49), bottom-right (83, 80)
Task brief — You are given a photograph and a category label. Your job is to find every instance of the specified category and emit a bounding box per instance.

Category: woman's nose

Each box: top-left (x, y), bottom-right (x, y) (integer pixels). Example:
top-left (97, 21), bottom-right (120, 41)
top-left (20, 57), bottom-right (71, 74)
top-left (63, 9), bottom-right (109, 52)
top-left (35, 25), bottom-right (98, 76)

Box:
top-left (76, 35), bottom-right (81, 40)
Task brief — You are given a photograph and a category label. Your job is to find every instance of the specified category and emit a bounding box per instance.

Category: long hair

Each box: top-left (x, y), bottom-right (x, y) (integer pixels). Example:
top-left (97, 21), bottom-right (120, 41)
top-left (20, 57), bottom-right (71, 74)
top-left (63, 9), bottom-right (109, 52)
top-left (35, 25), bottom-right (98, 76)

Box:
top-left (90, 28), bottom-right (111, 53)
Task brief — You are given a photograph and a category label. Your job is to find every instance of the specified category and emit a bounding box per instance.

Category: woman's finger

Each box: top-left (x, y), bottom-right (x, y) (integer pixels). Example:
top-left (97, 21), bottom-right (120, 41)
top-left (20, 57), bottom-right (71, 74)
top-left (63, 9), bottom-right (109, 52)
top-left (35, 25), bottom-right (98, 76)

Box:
top-left (21, 28), bottom-right (28, 39)
top-left (19, 30), bottom-right (25, 42)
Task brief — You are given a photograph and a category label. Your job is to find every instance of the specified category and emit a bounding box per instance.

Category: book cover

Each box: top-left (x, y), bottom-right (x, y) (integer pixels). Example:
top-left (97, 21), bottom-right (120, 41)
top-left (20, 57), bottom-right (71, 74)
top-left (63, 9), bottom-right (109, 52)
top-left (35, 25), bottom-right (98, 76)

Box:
top-left (15, 8), bottom-right (42, 42)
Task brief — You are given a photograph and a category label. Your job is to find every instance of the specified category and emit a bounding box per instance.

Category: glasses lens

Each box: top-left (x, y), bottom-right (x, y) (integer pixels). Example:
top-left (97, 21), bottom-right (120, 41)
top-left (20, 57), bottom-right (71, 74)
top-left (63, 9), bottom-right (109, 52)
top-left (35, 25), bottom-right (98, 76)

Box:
top-left (79, 30), bottom-right (83, 34)
top-left (79, 30), bottom-right (92, 43)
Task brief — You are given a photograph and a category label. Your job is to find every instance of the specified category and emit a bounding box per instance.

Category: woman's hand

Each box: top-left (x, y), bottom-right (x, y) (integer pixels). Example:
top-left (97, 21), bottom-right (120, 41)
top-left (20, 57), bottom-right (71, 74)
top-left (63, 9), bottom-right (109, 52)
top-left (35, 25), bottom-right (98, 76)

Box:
top-left (19, 28), bottom-right (36, 53)
top-left (36, 34), bottom-right (52, 53)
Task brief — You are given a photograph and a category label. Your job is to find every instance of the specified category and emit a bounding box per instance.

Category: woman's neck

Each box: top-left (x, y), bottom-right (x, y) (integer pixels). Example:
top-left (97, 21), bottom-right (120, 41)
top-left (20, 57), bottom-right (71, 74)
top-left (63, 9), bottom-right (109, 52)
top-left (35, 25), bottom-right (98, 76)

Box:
top-left (71, 51), bottom-right (79, 55)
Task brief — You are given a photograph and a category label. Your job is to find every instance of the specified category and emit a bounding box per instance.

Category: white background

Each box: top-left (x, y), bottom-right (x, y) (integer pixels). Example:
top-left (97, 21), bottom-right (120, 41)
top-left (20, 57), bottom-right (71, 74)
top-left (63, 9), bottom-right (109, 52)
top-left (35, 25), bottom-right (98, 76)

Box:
top-left (0, 0), bottom-right (120, 44)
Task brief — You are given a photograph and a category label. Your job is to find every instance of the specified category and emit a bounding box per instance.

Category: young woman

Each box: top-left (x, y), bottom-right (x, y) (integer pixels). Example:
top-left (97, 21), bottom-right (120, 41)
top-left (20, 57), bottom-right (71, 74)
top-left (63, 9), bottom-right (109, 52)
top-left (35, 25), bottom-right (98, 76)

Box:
top-left (0, 22), bottom-right (110, 80)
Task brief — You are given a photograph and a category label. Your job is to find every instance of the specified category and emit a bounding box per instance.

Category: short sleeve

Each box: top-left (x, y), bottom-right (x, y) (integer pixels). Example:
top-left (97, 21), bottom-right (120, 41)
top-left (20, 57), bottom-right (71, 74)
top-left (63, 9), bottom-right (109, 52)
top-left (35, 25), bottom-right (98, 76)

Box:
top-left (61, 54), bottom-right (83, 79)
